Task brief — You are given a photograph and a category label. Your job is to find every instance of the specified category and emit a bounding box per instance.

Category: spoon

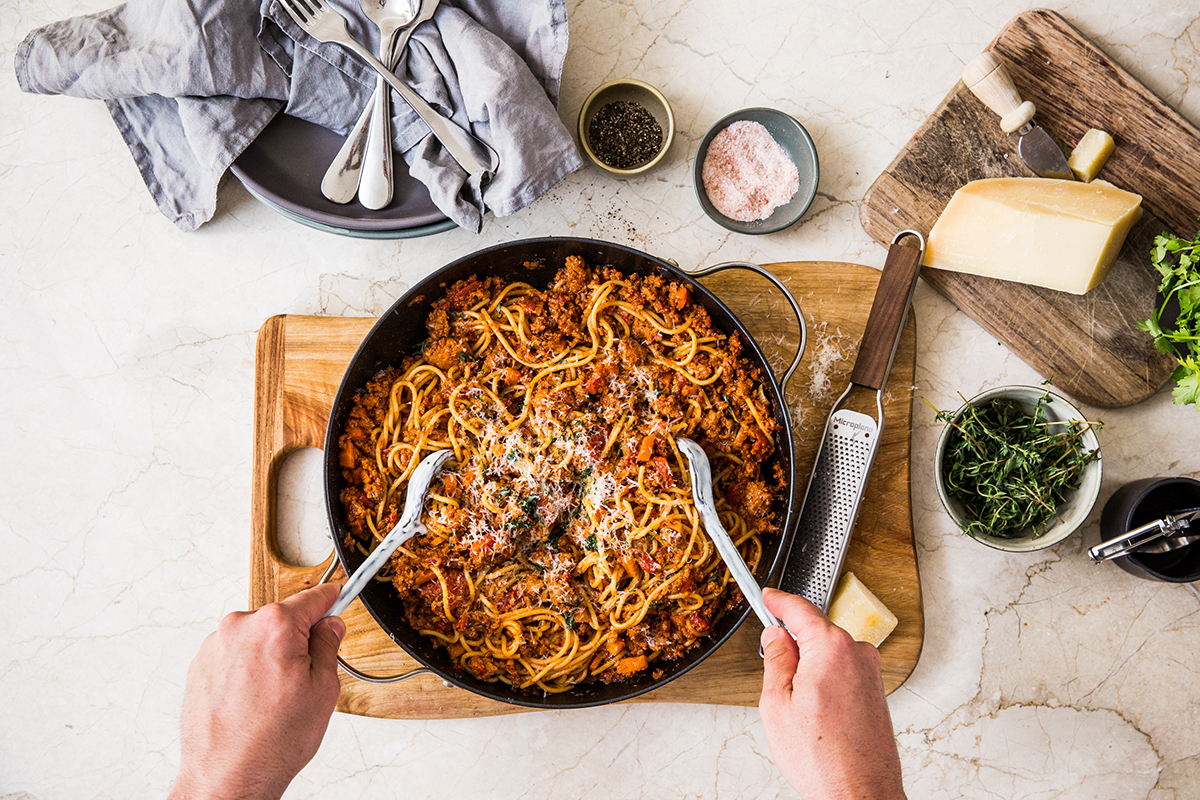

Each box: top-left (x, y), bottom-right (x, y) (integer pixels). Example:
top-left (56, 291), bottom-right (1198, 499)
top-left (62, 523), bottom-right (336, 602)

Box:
top-left (319, 0), bottom-right (417, 205)
top-left (676, 438), bottom-right (783, 630)
top-left (324, 449), bottom-right (453, 618)
top-left (356, 0), bottom-right (420, 210)
top-left (389, 0), bottom-right (438, 73)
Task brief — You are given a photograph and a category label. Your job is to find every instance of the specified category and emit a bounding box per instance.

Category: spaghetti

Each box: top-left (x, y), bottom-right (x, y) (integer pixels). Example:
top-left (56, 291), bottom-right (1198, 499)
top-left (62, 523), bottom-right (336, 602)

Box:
top-left (337, 257), bottom-right (782, 692)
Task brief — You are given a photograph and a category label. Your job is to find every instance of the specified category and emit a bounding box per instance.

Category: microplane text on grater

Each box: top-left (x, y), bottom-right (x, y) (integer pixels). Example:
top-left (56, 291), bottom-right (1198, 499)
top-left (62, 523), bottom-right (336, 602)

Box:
top-left (776, 230), bottom-right (925, 613)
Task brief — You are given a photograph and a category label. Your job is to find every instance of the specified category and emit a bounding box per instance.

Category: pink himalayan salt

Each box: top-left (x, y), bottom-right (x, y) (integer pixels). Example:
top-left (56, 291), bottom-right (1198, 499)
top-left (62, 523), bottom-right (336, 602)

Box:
top-left (701, 120), bottom-right (800, 222)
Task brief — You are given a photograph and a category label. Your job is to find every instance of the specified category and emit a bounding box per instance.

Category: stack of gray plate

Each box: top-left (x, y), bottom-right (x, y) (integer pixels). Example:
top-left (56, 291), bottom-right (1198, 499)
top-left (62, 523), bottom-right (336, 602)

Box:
top-left (230, 113), bottom-right (455, 239)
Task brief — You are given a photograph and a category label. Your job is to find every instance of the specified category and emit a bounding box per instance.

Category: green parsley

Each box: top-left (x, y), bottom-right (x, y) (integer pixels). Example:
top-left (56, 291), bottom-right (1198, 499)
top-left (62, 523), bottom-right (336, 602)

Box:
top-left (585, 533), bottom-right (598, 552)
top-left (1136, 224), bottom-right (1200, 409)
top-left (562, 611), bottom-right (577, 631)
top-left (521, 496), bottom-right (539, 519)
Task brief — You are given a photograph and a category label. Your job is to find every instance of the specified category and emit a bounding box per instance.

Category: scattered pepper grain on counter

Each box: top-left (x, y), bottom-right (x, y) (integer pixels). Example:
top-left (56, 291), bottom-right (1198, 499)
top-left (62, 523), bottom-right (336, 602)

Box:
top-left (702, 120), bottom-right (799, 222)
top-left (587, 101), bottom-right (664, 170)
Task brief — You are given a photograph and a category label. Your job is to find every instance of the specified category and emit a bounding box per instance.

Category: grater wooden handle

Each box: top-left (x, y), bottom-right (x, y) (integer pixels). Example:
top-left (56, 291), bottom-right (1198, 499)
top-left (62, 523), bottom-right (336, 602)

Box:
top-left (851, 233), bottom-right (924, 391)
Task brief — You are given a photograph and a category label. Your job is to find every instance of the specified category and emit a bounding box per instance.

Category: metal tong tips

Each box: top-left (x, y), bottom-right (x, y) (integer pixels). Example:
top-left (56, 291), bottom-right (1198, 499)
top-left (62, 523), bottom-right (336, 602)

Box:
top-left (676, 438), bottom-right (783, 631)
top-left (1089, 508), bottom-right (1200, 563)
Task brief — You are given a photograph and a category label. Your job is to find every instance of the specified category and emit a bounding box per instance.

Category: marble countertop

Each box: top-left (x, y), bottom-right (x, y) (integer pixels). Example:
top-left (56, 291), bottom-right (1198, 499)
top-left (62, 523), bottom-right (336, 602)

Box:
top-left (4, 1), bottom-right (1199, 797)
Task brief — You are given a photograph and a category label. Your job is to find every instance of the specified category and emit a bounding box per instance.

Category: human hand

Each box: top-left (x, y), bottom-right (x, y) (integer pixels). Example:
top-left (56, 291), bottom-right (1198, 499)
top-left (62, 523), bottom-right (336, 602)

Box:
top-left (758, 588), bottom-right (906, 800)
top-left (169, 584), bottom-right (346, 800)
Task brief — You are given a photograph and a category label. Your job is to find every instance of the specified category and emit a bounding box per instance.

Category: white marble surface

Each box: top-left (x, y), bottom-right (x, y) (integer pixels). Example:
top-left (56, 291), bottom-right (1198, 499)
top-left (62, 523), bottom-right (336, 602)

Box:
top-left (3, 1), bottom-right (1200, 798)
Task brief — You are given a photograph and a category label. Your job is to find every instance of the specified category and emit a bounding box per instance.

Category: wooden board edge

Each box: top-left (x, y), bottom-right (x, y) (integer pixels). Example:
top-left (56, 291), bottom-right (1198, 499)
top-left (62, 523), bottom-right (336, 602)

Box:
top-left (250, 314), bottom-right (288, 612)
top-left (882, 316), bottom-right (924, 694)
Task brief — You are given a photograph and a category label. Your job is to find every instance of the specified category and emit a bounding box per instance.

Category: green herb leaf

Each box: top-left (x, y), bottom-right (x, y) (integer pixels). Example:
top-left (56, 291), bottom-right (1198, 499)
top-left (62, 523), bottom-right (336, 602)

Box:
top-left (1138, 221), bottom-right (1200, 409)
top-left (521, 496), bottom-right (539, 520)
top-left (1171, 358), bottom-right (1200, 407)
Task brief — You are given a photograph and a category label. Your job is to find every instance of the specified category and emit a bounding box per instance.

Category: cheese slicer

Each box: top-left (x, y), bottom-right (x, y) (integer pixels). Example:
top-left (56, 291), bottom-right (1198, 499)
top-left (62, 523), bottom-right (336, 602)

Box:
top-left (777, 230), bottom-right (924, 611)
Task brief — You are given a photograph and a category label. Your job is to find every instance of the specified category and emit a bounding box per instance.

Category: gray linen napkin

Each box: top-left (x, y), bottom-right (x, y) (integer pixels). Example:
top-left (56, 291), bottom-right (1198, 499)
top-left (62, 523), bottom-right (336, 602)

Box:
top-left (15, 0), bottom-right (581, 233)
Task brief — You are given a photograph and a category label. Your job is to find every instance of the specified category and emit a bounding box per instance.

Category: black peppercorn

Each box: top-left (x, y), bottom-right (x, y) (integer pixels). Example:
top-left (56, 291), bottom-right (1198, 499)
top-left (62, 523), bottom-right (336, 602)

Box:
top-left (587, 101), bottom-right (664, 170)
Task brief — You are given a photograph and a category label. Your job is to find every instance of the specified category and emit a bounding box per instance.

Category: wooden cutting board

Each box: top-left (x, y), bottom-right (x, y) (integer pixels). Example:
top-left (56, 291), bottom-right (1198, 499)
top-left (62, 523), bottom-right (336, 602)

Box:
top-left (861, 9), bottom-right (1200, 408)
top-left (250, 262), bottom-right (923, 719)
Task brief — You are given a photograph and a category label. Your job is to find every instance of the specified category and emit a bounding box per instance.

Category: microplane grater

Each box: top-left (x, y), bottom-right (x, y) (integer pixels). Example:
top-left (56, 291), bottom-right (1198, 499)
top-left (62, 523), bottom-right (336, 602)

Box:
top-left (778, 231), bottom-right (925, 612)
top-left (779, 408), bottom-right (880, 608)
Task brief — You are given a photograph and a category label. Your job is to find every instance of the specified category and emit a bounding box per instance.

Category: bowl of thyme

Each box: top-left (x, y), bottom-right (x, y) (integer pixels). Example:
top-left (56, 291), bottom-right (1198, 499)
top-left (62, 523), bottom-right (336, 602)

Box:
top-left (933, 385), bottom-right (1103, 552)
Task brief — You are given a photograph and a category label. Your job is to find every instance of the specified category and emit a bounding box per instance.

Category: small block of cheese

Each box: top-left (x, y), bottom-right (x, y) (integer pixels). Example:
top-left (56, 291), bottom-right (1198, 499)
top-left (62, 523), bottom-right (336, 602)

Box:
top-left (827, 572), bottom-right (898, 647)
top-left (1068, 128), bottom-right (1116, 182)
top-left (923, 177), bottom-right (1143, 294)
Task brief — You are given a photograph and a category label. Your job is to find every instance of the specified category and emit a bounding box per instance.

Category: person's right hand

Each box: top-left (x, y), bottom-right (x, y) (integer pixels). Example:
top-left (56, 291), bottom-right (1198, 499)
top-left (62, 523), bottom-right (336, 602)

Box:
top-left (758, 587), bottom-right (906, 800)
top-left (169, 583), bottom-right (346, 800)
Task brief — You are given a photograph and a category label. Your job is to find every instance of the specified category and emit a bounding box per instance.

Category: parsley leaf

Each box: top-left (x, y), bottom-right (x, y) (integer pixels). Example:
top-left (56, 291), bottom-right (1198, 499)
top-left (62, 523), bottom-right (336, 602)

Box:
top-left (521, 496), bottom-right (539, 519)
top-left (1138, 224), bottom-right (1200, 410)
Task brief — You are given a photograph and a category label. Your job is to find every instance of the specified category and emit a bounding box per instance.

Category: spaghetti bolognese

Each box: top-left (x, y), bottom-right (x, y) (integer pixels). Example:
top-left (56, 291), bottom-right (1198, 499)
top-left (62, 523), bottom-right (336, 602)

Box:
top-left (337, 256), bottom-right (782, 692)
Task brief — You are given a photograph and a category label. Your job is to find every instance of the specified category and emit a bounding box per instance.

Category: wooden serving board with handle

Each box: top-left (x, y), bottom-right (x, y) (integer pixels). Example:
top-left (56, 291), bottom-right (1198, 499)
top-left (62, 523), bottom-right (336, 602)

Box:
top-left (861, 8), bottom-right (1200, 408)
top-left (250, 261), bottom-right (923, 719)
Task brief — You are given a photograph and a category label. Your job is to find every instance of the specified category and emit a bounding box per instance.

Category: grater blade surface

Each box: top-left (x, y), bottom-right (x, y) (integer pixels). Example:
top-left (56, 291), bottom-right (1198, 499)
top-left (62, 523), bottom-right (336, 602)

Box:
top-left (779, 408), bottom-right (880, 610)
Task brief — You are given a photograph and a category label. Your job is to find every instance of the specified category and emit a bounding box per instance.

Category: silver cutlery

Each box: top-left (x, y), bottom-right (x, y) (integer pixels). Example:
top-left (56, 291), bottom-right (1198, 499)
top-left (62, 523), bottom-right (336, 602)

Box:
top-left (323, 449), bottom-right (453, 618)
top-left (321, 0), bottom-right (438, 204)
top-left (320, 0), bottom-right (416, 204)
top-left (356, 0), bottom-right (418, 209)
top-left (279, 0), bottom-right (498, 181)
top-left (676, 438), bottom-right (782, 630)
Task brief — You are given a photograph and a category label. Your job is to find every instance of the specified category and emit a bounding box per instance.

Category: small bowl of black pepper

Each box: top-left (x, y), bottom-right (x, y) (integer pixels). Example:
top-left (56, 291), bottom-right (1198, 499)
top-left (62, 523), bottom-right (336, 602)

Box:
top-left (578, 79), bottom-right (674, 177)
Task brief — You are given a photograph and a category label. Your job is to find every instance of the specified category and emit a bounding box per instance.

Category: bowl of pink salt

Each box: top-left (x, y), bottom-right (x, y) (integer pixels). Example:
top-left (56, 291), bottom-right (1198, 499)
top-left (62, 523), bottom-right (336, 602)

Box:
top-left (694, 108), bottom-right (819, 235)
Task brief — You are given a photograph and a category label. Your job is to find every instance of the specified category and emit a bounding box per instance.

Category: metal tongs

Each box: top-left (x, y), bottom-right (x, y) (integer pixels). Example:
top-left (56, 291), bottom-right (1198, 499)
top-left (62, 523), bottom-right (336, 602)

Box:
top-left (677, 438), bottom-right (783, 630)
top-left (1088, 508), bottom-right (1200, 563)
top-left (324, 449), bottom-right (454, 618)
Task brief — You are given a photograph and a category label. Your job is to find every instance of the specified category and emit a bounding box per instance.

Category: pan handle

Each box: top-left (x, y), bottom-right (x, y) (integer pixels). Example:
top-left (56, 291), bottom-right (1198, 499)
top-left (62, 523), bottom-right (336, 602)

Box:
top-left (686, 261), bottom-right (807, 396)
top-left (317, 554), bottom-right (434, 685)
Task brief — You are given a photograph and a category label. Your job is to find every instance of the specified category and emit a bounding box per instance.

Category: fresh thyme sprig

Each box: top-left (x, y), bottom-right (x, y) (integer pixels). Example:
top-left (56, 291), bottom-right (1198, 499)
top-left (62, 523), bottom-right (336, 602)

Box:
top-left (933, 393), bottom-right (1102, 540)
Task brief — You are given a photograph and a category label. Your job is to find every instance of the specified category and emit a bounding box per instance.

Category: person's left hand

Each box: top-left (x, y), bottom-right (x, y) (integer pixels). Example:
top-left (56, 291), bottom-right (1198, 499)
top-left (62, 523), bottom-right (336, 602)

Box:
top-left (169, 583), bottom-right (346, 800)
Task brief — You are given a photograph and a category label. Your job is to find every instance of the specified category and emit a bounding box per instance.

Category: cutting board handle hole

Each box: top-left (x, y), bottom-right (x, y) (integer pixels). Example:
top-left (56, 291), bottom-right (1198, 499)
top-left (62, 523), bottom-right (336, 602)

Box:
top-left (276, 446), bottom-right (334, 568)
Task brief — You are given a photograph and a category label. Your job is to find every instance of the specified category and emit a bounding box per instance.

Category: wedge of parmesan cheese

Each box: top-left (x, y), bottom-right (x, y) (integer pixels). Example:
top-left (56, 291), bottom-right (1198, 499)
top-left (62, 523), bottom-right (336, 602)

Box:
top-left (1068, 128), bottom-right (1115, 182)
top-left (923, 177), bottom-right (1143, 294)
top-left (827, 572), bottom-right (898, 647)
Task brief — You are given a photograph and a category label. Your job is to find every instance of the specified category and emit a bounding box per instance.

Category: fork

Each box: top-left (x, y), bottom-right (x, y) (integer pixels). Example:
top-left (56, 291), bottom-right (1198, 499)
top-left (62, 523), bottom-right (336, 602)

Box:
top-left (277, 0), bottom-right (498, 179)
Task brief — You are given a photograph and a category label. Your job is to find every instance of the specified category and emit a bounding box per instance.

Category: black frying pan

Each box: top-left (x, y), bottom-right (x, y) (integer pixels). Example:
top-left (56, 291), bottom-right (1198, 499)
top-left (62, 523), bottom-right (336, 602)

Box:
top-left (323, 237), bottom-right (805, 709)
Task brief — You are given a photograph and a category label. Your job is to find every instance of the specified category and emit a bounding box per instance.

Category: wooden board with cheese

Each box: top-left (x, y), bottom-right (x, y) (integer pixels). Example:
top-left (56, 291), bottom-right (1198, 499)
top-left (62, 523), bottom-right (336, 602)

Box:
top-left (861, 9), bottom-right (1200, 408)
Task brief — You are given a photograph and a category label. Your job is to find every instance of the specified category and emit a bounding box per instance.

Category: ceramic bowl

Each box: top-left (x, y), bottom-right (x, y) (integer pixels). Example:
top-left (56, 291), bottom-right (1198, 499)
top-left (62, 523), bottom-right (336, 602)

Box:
top-left (578, 79), bottom-right (675, 177)
top-left (934, 385), bottom-right (1103, 552)
top-left (693, 107), bottom-right (819, 235)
